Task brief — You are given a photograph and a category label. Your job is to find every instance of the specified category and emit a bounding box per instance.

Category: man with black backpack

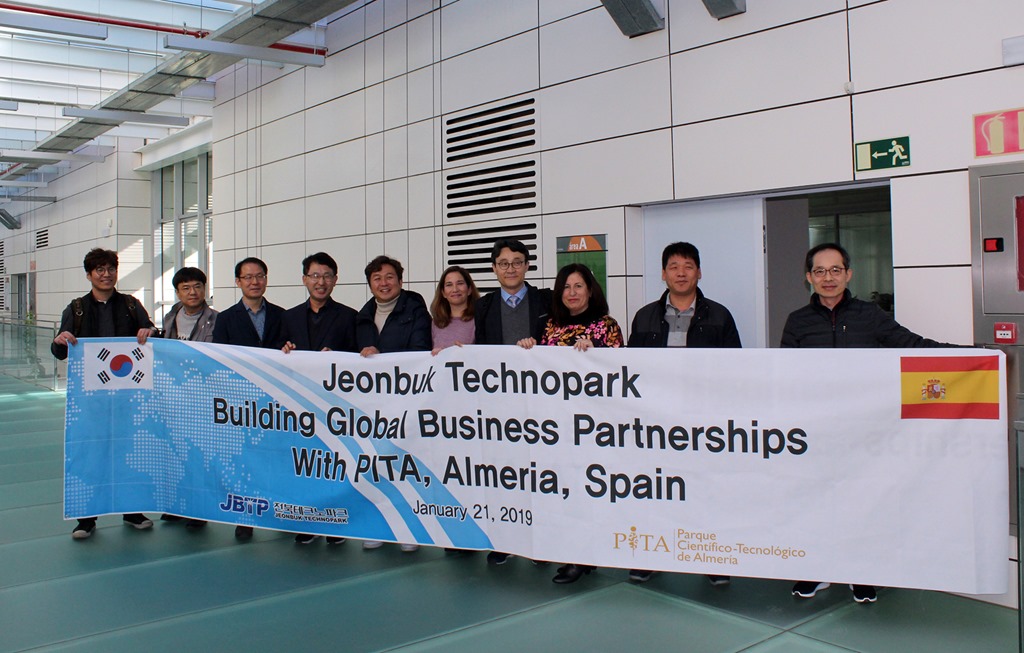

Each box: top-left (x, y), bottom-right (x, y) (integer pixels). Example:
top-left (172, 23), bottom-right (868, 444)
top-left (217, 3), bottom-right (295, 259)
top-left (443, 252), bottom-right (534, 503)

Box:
top-left (51, 247), bottom-right (157, 540)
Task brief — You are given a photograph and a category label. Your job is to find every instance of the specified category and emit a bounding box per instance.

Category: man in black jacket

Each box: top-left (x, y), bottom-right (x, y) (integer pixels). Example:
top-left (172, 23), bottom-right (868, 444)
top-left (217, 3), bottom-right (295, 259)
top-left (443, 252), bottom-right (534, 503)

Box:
top-left (211, 256), bottom-right (284, 540)
top-left (782, 242), bottom-right (945, 605)
top-left (474, 239), bottom-right (552, 347)
top-left (51, 247), bottom-right (157, 540)
top-left (626, 242), bottom-right (740, 584)
top-left (628, 241), bottom-right (741, 349)
top-left (282, 252), bottom-right (359, 545)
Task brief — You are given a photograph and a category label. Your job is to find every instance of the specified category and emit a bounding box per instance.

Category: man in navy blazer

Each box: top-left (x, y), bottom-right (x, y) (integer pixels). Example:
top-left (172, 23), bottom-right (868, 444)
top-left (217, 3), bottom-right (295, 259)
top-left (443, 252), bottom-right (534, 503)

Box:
top-left (212, 257), bottom-right (284, 350)
top-left (280, 252), bottom-right (358, 354)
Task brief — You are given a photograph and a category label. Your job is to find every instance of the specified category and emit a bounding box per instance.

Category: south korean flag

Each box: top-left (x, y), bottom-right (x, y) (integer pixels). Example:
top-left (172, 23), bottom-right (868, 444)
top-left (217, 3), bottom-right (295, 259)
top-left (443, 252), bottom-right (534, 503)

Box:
top-left (83, 341), bottom-right (154, 391)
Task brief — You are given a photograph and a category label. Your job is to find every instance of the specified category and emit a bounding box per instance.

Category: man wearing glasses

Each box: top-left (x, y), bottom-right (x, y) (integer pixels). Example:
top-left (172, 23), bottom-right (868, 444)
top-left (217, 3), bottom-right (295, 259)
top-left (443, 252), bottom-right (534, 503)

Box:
top-left (157, 266), bottom-right (218, 530)
top-left (782, 242), bottom-right (945, 604)
top-left (281, 251), bottom-right (360, 545)
top-left (474, 238), bottom-right (552, 348)
top-left (211, 256), bottom-right (285, 540)
top-left (474, 238), bottom-right (552, 565)
top-left (51, 247), bottom-right (157, 540)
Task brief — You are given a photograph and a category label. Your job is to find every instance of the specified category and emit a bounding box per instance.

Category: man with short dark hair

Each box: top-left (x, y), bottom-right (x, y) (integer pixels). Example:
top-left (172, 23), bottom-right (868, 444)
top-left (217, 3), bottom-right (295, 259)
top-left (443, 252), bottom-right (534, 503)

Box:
top-left (211, 256), bottom-right (284, 540)
top-left (474, 238), bottom-right (552, 346)
top-left (159, 266), bottom-right (218, 530)
top-left (627, 241), bottom-right (740, 584)
top-left (281, 251), bottom-right (358, 545)
top-left (355, 254), bottom-right (431, 551)
top-left (474, 239), bottom-right (553, 565)
top-left (51, 247), bottom-right (157, 540)
top-left (782, 242), bottom-right (946, 604)
top-left (355, 255), bottom-right (431, 356)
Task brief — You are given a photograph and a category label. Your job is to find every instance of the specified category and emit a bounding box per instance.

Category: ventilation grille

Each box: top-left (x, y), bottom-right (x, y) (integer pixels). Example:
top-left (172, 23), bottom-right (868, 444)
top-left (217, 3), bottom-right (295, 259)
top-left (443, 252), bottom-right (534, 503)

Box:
top-left (0, 276), bottom-right (6, 311)
top-left (444, 221), bottom-right (539, 293)
top-left (0, 240), bottom-right (5, 274)
top-left (35, 228), bottom-right (48, 249)
top-left (445, 98), bottom-right (536, 164)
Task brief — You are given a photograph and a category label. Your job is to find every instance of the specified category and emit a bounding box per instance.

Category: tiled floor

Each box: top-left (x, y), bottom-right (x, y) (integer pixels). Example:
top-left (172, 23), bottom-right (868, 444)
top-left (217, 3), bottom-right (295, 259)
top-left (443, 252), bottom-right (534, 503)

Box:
top-left (0, 372), bottom-right (1019, 653)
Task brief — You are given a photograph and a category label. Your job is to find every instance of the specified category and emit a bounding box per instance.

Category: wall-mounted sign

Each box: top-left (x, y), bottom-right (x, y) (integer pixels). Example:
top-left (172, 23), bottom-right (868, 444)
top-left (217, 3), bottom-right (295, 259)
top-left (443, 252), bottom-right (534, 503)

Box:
top-left (556, 234), bottom-right (607, 296)
top-left (974, 109), bottom-right (1024, 157)
top-left (855, 137), bottom-right (910, 171)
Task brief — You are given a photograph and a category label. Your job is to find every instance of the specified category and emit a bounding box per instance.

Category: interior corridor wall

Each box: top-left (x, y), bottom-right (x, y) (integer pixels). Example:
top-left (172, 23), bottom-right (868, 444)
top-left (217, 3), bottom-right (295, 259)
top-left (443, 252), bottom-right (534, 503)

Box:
top-left (0, 137), bottom-right (151, 323)
top-left (209, 0), bottom-right (1024, 344)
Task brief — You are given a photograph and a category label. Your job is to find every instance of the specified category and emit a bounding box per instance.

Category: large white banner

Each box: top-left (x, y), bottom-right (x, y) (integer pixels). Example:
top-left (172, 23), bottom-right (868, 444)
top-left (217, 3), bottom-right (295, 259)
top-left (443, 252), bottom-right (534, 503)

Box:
top-left (65, 339), bottom-right (1008, 594)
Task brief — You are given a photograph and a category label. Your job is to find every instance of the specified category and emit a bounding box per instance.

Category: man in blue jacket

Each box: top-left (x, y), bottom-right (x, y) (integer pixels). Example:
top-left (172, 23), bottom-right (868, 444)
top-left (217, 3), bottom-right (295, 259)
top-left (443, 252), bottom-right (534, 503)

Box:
top-left (355, 255), bottom-right (431, 552)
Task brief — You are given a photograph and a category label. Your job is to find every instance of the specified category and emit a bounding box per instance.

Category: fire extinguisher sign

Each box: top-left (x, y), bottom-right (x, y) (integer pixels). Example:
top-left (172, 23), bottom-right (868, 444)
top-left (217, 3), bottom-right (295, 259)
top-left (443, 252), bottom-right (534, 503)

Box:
top-left (974, 109), bottom-right (1024, 157)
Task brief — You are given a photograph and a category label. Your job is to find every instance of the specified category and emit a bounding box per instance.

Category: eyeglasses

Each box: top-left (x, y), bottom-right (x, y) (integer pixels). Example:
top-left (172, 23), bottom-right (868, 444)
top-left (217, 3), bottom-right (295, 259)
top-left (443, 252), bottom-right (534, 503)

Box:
top-left (495, 259), bottom-right (527, 271)
top-left (178, 283), bottom-right (204, 294)
top-left (92, 266), bottom-right (117, 276)
top-left (304, 272), bottom-right (336, 281)
top-left (810, 266), bottom-right (847, 279)
top-left (238, 273), bottom-right (267, 282)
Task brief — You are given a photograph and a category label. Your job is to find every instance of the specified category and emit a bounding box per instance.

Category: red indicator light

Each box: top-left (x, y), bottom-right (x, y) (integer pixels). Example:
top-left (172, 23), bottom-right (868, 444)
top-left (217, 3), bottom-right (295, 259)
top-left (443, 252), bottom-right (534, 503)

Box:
top-left (984, 237), bottom-right (1004, 252)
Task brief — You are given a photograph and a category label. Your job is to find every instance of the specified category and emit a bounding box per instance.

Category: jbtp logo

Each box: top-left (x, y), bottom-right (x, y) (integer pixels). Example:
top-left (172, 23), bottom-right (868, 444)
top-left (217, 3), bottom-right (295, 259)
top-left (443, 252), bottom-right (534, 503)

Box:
top-left (219, 493), bottom-right (269, 516)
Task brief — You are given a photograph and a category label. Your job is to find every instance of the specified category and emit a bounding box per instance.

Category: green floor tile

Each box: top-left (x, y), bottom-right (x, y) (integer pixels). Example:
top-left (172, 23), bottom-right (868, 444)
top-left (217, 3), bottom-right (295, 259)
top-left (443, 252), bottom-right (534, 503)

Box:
top-left (741, 632), bottom-right (861, 653)
top-left (0, 478), bottom-right (61, 510)
top-left (793, 587), bottom-right (1017, 653)
top-left (393, 583), bottom-right (783, 653)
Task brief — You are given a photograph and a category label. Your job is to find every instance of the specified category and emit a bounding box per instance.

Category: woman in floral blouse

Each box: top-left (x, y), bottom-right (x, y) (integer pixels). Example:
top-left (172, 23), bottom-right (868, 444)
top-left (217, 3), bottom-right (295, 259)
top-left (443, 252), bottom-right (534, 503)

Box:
top-left (518, 263), bottom-right (622, 583)
top-left (516, 262), bottom-right (623, 351)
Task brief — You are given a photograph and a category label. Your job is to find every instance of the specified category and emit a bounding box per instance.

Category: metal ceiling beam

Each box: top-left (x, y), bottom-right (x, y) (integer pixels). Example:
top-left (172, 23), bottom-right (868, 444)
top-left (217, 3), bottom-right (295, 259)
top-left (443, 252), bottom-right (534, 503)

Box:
top-left (0, 148), bottom-right (103, 162)
top-left (62, 107), bottom-right (190, 127)
top-left (0, 8), bottom-right (107, 39)
top-left (163, 33), bottom-right (325, 67)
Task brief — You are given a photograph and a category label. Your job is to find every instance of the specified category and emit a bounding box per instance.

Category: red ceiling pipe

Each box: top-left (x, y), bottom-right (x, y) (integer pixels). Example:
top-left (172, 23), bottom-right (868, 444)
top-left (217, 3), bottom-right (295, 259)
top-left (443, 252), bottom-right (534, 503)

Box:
top-left (0, 2), bottom-right (209, 38)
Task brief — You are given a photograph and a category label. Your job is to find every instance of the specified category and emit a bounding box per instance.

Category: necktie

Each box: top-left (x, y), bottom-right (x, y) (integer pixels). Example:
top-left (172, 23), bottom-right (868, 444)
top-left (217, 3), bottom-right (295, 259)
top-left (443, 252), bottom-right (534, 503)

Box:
top-left (506, 296), bottom-right (519, 308)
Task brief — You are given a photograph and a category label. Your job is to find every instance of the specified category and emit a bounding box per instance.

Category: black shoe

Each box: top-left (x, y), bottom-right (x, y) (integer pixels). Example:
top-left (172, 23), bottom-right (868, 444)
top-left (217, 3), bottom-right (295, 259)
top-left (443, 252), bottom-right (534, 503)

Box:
top-left (792, 581), bottom-right (830, 598)
top-left (234, 525), bottom-right (253, 540)
top-left (72, 518), bottom-right (96, 540)
top-left (851, 584), bottom-right (877, 603)
top-left (707, 575), bottom-right (731, 586)
top-left (552, 564), bottom-right (593, 584)
top-left (295, 533), bottom-right (319, 544)
top-left (628, 569), bottom-right (654, 583)
top-left (185, 519), bottom-right (207, 530)
top-left (122, 514), bottom-right (154, 530)
top-left (487, 551), bottom-right (512, 565)
top-left (160, 514), bottom-right (184, 522)
top-left (326, 537), bottom-right (346, 545)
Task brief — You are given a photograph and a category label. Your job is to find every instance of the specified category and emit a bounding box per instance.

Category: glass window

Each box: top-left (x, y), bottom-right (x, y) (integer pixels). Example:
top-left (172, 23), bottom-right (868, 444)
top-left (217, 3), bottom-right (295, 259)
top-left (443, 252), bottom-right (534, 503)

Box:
top-left (183, 158), bottom-right (199, 215)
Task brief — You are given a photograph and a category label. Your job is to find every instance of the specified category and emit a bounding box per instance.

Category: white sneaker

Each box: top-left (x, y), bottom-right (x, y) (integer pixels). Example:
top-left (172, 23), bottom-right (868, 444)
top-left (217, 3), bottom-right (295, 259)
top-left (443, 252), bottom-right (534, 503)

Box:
top-left (362, 539), bottom-right (383, 549)
top-left (400, 543), bottom-right (420, 552)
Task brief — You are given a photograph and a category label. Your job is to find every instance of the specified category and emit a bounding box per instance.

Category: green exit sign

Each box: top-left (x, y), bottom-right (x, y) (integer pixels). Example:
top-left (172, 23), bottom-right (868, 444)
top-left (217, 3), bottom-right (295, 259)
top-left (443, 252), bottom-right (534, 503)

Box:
top-left (855, 137), bottom-right (910, 171)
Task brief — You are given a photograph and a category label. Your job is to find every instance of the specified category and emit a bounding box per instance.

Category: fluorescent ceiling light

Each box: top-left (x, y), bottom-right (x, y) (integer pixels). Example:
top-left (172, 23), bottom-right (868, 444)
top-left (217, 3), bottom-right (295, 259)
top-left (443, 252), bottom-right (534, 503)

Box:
top-left (0, 207), bottom-right (21, 229)
top-left (0, 9), bottom-right (107, 40)
top-left (0, 100), bottom-right (17, 111)
top-left (0, 180), bottom-right (46, 187)
top-left (0, 149), bottom-right (105, 163)
top-left (0, 195), bottom-right (56, 203)
top-left (163, 34), bottom-right (326, 67)
top-left (62, 107), bottom-right (190, 127)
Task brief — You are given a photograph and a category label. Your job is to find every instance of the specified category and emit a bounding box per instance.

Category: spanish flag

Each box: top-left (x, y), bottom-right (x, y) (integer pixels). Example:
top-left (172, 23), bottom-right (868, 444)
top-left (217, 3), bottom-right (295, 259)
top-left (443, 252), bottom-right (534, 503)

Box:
top-left (900, 355), bottom-right (1000, 419)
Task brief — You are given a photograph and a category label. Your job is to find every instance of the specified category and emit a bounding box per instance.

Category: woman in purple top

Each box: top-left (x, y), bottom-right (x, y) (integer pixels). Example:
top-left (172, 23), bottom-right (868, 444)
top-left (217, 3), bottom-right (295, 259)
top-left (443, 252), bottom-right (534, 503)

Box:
top-left (430, 266), bottom-right (479, 354)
